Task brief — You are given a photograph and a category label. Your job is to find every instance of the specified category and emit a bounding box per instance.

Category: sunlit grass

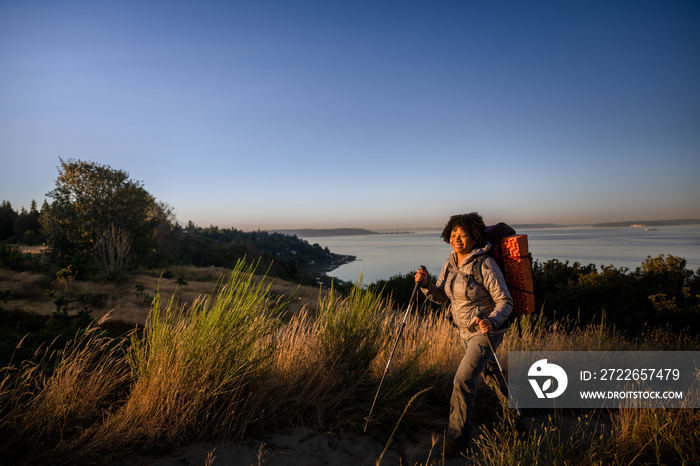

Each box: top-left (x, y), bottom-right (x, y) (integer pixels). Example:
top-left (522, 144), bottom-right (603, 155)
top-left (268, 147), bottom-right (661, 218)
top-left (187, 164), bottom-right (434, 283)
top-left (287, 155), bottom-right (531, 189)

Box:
top-left (0, 314), bottom-right (130, 464)
top-left (1, 259), bottom-right (698, 465)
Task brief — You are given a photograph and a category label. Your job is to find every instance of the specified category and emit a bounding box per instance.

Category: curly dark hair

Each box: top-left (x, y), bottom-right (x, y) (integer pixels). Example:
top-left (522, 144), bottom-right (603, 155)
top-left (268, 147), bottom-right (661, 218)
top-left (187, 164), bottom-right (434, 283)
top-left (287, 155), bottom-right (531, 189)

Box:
top-left (440, 212), bottom-right (487, 248)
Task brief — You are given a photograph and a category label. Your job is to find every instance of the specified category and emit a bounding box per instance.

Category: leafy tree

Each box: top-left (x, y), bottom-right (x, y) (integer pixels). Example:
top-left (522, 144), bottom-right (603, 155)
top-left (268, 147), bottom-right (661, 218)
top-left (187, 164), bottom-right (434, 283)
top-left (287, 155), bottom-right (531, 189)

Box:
top-left (40, 159), bottom-right (171, 275)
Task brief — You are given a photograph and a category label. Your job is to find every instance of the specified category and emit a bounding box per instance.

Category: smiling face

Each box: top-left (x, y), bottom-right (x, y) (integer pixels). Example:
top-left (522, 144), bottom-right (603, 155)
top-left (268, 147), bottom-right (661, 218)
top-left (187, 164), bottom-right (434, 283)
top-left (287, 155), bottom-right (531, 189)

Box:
top-left (450, 226), bottom-right (476, 258)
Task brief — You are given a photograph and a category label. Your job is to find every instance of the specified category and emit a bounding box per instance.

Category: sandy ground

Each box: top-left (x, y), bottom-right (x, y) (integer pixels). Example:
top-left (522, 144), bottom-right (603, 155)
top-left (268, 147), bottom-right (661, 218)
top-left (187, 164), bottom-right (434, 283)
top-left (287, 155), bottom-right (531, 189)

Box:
top-left (110, 427), bottom-right (476, 466)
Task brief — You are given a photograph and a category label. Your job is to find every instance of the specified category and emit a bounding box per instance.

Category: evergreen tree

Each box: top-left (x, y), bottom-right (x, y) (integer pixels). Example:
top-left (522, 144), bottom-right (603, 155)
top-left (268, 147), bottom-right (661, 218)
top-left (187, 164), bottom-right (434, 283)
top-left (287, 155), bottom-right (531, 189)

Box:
top-left (13, 200), bottom-right (43, 244)
top-left (0, 201), bottom-right (18, 241)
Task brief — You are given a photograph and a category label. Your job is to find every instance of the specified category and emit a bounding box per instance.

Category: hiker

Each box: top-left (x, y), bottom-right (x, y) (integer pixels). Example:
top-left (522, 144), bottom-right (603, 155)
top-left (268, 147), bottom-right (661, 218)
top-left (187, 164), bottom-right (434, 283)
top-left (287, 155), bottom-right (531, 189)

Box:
top-left (415, 212), bottom-right (517, 457)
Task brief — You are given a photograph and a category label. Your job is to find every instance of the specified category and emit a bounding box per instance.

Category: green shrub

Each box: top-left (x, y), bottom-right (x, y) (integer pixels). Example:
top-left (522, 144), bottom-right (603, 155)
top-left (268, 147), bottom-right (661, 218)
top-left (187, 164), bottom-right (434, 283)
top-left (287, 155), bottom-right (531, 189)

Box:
top-left (317, 282), bottom-right (386, 379)
top-left (532, 255), bottom-right (700, 334)
top-left (122, 259), bottom-right (285, 444)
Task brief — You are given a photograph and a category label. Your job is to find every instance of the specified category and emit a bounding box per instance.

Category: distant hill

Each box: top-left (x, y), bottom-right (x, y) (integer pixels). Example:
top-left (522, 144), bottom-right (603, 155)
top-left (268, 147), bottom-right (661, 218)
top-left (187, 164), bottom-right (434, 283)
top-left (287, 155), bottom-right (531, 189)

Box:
top-left (592, 219), bottom-right (700, 228)
top-left (274, 228), bottom-right (381, 237)
top-left (512, 223), bottom-right (563, 229)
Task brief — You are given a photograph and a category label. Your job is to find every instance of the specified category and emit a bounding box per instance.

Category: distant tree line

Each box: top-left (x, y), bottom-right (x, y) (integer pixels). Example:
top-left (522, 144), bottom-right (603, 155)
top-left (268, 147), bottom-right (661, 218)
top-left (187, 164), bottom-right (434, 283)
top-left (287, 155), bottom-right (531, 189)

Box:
top-left (0, 200), bottom-right (45, 245)
top-left (0, 159), bottom-right (348, 284)
top-left (164, 223), bottom-right (348, 283)
top-left (371, 255), bottom-right (700, 336)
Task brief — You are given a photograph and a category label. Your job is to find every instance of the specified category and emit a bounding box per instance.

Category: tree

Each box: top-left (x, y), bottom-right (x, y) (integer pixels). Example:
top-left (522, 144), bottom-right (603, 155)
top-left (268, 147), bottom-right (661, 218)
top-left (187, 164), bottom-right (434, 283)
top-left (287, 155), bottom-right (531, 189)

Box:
top-left (0, 201), bottom-right (18, 241)
top-left (40, 159), bottom-right (170, 274)
top-left (13, 200), bottom-right (43, 244)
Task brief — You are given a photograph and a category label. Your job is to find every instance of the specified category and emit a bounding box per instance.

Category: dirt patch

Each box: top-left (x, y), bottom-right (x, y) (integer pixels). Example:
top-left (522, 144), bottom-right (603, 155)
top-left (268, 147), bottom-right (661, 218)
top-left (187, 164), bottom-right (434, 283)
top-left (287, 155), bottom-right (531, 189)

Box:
top-left (12, 245), bottom-right (49, 254)
top-left (0, 267), bottom-right (323, 325)
top-left (109, 427), bottom-right (472, 466)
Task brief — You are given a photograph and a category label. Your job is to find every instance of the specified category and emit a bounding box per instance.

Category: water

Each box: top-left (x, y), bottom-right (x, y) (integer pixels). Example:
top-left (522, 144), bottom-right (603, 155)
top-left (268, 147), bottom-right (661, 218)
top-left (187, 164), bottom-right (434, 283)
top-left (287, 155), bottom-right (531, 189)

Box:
top-left (303, 225), bottom-right (700, 284)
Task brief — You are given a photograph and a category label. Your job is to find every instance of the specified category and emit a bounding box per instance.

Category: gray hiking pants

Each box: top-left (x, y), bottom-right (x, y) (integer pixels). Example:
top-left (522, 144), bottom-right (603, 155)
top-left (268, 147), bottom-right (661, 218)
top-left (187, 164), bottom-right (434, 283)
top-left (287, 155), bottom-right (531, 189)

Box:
top-left (448, 332), bottom-right (509, 445)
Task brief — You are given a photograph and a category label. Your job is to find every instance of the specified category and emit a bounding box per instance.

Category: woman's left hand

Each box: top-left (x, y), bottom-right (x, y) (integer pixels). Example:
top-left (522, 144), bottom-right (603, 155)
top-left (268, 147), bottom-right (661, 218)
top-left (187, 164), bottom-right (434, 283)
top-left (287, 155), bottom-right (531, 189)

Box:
top-left (478, 318), bottom-right (493, 334)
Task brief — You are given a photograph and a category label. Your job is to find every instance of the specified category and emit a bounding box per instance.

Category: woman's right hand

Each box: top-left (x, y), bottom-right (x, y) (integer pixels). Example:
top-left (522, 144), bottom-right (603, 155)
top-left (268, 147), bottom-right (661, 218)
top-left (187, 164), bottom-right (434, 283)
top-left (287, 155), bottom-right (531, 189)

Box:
top-left (415, 267), bottom-right (428, 285)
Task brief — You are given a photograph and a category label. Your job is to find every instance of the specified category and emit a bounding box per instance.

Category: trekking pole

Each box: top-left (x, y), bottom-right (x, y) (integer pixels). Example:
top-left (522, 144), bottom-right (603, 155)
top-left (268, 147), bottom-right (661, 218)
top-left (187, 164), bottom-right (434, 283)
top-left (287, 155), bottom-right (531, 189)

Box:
top-left (476, 311), bottom-right (525, 420)
top-left (363, 266), bottom-right (426, 433)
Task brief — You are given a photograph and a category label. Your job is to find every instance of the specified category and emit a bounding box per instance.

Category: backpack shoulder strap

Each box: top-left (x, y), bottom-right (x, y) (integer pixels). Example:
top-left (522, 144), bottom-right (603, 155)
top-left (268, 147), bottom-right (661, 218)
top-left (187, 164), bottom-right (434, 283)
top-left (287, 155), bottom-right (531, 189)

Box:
top-left (447, 255), bottom-right (487, 283)
top-left (471, 255), bottom-right (487, 287)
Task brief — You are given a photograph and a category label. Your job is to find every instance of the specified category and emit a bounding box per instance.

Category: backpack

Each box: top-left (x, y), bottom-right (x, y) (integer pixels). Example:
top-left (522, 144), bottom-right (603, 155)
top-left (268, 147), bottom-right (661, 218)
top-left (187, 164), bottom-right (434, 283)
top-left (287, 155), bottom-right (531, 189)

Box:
top-left (468, 222), bottom-right (536, 316)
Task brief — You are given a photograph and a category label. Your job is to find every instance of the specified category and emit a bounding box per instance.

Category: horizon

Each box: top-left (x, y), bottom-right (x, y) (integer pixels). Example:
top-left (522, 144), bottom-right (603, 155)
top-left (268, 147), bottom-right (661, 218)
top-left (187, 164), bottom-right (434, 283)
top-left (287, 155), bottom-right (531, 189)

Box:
top-left (2, 1), bottom-right (699, 232)
top-left (270, 218), bottom-right (700, 233)
top-left (4, 191), bottom-right (698, 232)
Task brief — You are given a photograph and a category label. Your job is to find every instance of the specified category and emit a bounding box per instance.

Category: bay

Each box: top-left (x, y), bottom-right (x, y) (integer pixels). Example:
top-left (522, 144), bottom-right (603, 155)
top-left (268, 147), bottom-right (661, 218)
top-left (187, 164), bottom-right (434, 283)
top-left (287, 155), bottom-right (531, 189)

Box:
top-left (303, 225), bottom-right (700, 284)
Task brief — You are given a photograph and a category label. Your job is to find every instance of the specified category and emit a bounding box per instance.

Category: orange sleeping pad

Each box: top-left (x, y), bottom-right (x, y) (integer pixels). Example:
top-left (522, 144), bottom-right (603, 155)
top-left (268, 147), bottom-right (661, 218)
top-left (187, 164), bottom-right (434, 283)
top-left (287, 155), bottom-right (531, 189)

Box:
top-left (501, 235), bottom-right (536, 315)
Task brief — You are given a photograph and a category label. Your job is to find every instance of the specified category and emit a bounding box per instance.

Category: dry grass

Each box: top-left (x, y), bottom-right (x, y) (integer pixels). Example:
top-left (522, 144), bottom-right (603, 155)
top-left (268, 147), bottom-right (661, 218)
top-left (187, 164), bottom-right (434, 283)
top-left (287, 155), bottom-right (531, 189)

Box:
top-left (1, 262), bottom-right (699, 465)
top-left (0, 265), bottom-right (322, 325)
top-left (0, 314), bottom-right (131, 464)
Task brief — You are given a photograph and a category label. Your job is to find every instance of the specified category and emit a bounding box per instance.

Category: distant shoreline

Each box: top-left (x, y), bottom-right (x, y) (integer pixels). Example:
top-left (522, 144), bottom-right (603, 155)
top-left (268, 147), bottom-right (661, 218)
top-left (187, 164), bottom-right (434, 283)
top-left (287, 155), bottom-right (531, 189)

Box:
top-left (592, 219), bottom-right (700, 228)
top-left (273, 228), bottom-right (412, 238)
top-left (512, 223), bottom-right (564, 229)
top-left (274, 219), bottom-right (700, 236)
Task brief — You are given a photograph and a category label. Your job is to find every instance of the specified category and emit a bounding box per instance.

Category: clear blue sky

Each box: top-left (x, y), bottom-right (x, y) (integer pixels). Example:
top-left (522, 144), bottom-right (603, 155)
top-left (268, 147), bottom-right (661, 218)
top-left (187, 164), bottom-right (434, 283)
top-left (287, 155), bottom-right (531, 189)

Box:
top-left (2, 1), bottom-right (699, 230)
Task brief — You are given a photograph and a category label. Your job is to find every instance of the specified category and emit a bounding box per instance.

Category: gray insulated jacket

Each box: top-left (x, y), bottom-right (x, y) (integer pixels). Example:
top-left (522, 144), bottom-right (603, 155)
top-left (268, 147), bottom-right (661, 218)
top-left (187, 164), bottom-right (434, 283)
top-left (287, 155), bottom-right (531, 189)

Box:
top-left (421, 243), bottom-right (513, 339)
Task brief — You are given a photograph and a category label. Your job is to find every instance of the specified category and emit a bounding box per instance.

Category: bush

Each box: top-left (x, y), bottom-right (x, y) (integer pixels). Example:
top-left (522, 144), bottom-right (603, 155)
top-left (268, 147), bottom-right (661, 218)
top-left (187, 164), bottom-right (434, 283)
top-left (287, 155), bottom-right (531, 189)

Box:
top-left (0, 243), bottom-right (50, 274)
top-left (371, 270), bottom-right (442, 314)
top-left (533, 255), bottom-right (700, 334)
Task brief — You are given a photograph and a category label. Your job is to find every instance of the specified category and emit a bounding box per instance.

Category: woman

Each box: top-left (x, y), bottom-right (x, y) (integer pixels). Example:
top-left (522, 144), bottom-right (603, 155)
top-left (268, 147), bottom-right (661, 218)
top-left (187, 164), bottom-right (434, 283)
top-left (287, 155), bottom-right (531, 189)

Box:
top-left (415, 212), bottom-right (517, 456)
